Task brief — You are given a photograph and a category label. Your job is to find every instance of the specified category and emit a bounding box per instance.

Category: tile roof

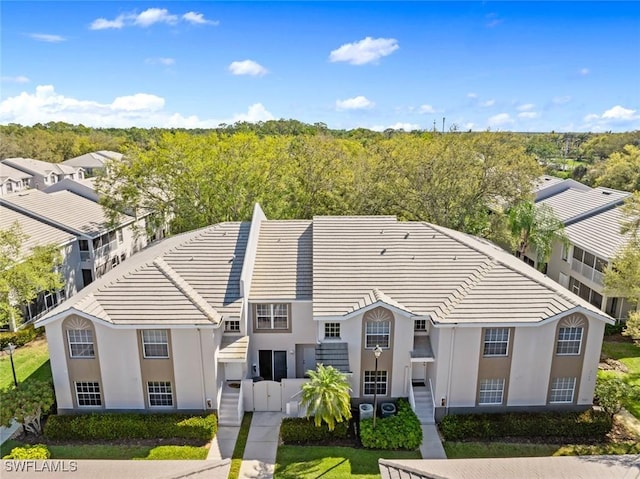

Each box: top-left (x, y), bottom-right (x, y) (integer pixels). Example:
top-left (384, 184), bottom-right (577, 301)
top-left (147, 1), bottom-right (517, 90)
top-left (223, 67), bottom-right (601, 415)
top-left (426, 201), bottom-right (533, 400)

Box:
top-left (219, 336), bottom-right (250, 362)
top-left (63, 150), bottom-right (123, 169)
top-left (565, 207), bottom-right (630, 260)
top-left (533, 174), bottom-right (564, 192)
top-left (0, 189), bottom-right (133, 237)
top-left (3, 157), bottom-right (79, 176)
top-left (39, 222), bottom-right (250, 326)
top-left (0, 205), bottom-right (76, 257)
top-left (537, 186), bottom-right (629, 224)
top-left (0, 163), bottom-right (32, 181)
top-left (250, 220), bottom-right (312, 300)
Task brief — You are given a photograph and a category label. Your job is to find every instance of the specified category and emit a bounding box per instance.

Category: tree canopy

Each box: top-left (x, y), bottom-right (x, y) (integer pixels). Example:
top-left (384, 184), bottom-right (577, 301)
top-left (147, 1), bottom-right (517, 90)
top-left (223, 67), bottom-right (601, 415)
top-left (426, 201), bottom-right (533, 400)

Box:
top-left (300, 364), bottom-right (352, 431)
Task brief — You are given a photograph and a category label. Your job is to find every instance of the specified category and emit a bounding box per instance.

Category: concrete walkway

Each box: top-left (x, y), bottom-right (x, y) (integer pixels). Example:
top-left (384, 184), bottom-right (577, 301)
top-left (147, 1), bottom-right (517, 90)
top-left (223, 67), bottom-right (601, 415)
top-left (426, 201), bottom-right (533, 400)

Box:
top-left (238, 412), bottom-right (285, 479)
top-left (419, 424), bottom-right (447, 459)
top-left (0, 420), bottom-right (20, 446)
top-left (207, 424), bottom-right (240, 460)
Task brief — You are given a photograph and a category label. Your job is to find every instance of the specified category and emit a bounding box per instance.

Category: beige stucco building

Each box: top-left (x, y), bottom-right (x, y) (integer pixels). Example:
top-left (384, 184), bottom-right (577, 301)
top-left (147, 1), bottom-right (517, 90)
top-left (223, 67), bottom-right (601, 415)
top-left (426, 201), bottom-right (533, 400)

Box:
top-left (38, 205), bottom-right (612, 424)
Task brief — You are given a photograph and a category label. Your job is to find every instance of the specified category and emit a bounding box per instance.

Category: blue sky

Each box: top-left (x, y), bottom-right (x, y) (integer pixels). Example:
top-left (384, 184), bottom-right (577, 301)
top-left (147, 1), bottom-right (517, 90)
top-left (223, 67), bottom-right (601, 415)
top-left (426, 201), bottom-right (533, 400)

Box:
top-left (1, 1), bottom-right (639, 131)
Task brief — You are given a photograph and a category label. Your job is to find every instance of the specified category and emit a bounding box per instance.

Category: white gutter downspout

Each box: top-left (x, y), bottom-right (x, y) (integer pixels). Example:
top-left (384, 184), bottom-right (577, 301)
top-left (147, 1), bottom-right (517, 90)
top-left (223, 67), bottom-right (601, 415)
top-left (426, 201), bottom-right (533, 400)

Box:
top-left (445, 326), bottom-right (456, 416)
top-left (198, 328), bottom-right (207, 411)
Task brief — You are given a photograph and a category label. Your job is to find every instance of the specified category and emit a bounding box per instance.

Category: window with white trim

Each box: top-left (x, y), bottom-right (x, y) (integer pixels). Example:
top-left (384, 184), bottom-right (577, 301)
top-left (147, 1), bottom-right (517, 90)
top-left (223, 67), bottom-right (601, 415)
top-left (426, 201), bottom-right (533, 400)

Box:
top-left (75, 381), bottom-right (102, 406)
top-left (414, 319), bottom-right (427, 332)
top-left (556, 327), bottom-right (583, 355)
top-left (363, 370), bottom-right (387, 395)
top-left (224, 320), bottom-right (241, 333)
top-left (67, 330), bottom-right (95, 358)
top-left (147, 381), bottom-right (173, 407)
top-left (549, 377), bottom-right (576, 403)
top-left (365, 321), bottom-right (390, 348)
top-left (478, 378), bottom-right (505, 405)
top-left (324, 322), bottom-right (340, 338)
top-left (142, 330), bottom-right (169, 358)
top-left (256, 304), bottom-right (289, 330)
top-left (483, 328), bottom-right (509, 356)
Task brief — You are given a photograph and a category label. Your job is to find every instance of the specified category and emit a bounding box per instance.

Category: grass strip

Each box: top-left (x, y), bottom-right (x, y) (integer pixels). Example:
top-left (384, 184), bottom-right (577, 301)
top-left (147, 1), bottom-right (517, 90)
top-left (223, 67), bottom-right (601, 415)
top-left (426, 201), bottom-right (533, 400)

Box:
top-left (228, 412), bottom-right (253, 479)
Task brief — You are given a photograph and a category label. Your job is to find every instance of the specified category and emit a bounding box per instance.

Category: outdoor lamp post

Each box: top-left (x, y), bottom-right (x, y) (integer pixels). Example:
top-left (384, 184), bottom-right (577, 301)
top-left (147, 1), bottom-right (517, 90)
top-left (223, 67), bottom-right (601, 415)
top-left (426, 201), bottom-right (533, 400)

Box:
top-left (372, 344), bottom-right (383, 429)
top-left (3, 342), bottom-right (18, 388)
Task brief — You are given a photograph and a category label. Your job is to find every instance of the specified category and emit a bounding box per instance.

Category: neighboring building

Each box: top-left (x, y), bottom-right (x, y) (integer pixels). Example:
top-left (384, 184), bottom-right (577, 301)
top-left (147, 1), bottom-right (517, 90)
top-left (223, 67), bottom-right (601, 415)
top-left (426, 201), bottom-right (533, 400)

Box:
top-left (2, 158), bottom-right (85, 190)
top-left (523, 179), bottom-right (635, 320)
top-left (44, 177), bottom-right (100, 202)
top-left (38, 205), bottom-right (612, 425)
top-left (0, 163), bottom-right (32, 196)
top-left (0, 205), bottom-right (79, 323)
top-left (0, 189), bottom-right (147, 288)
top-left (62, 150), bottom-right (123, 177)
top-left (532, 175), bottom-right (589, 202)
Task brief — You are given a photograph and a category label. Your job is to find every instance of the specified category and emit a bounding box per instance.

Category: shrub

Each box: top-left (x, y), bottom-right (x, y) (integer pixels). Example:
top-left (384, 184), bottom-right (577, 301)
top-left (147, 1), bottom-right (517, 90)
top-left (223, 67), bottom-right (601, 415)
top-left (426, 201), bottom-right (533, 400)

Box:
top-left (44, 413), bottom-right (217, 442)
top-left (359, 399), bottom-right (422, 450)
top-left (280, 417), bottom-right (349, 444)
top-left (0, 325), bottom-right (39, 349)
top-left (439, 409), bottom-right (612, 441)
top-left (604, 322), bottom-right (625, 336)
top-left (3, 444), bottom-right (51, 459)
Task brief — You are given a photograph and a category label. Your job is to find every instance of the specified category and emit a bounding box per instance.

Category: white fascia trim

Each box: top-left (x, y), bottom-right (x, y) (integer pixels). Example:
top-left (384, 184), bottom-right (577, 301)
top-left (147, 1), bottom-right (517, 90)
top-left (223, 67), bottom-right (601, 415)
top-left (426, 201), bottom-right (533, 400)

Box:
top-left (313, 300), bottom-right (419, 321)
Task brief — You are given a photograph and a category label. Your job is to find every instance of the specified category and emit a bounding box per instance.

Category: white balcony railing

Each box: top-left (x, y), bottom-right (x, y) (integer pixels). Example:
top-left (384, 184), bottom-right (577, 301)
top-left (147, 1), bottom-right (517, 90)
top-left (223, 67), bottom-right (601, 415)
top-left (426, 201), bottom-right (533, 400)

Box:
top-left (571, 259), bottom-right (604, 286)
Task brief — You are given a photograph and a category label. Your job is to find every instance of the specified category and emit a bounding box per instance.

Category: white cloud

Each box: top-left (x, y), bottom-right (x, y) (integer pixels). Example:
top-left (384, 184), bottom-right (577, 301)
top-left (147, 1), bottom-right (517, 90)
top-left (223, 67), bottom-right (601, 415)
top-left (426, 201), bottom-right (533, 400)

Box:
top-left (518, 111), bottom-right (539, 119)
top-left (517, 103), bottom-right (535, 111)
top-left (90, 16), bottom-right (126, 30)
top-left (146, 57), bottom-right (175, 66)
top-left (552, 95), bottom-right (572, 105)
top-left (329, 37), bottom-right (399, 65)
top-left (228, 60), bottom-right (268, 76)
top-left (485, 13), bottom-right (503, 28)
top-left (479, 99), bottom-right (495, 108)
top-left (29, 33), bottom-right (66, 43)
top-left (583, 105), bottom-right (639, 130)
top-left (601, 105), bottom-right (637, 120)
top-left (487, 113), bottom-right (513, 127)
top-left (467, 92), bottom-right (478, 99)
top-left (183, 11), bottom-right (219, 25)
top-left (1, 76), bottom-right (30, 83)
top-left (335, 96), bottom-right (375, 110)
top-left (0, 85), bottom-right (273, 128)
top-left (419, 104), bottom-right (437, 114)
top-left (578, 67), bottom-right (590, 76)
top-left (464, 122), bottom-right (475, 130)
top-left (90, 8), bottom-right (217, 30)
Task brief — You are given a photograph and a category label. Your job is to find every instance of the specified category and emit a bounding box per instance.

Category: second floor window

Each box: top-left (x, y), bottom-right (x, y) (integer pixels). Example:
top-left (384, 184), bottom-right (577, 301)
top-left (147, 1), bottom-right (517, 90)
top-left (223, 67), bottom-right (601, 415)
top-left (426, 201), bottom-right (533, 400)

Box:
top-left (142, 329), bottom-right (169, 358)
top-left (556, 327), bottom-right (583, 355)
top-left (224, 320), bottom-right (241, 333)
top-left (365, 320), bottom-right (390, 348)
top-left (483, 328), bottom-right (509, 357)
top-left (414, 319), bottom-right (427, 331)
top-left (256, 304), bottom-right (289, 330)
top-left (324, 322), bottom-right (341, 338)
top-left (67, 329), bottom-right (94, 358)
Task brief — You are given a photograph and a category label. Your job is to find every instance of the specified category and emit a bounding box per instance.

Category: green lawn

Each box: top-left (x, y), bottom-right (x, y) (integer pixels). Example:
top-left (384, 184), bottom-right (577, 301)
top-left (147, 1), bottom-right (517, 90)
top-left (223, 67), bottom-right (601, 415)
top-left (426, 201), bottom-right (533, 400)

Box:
top-left (601, 339), bottom-right (640, 419)
top-left (0, 339), bottom-right (52, 390)
top-left (229, 412), bottom-right (253, 479)
top-left (275, 446), bottom-right (421, 479)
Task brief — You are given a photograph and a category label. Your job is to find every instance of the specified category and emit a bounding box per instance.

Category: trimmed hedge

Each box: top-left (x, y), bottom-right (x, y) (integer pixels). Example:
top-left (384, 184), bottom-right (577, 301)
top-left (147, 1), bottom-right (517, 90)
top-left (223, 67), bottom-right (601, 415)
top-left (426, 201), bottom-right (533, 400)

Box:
top-left (280, 417), bottom-right (349, 444)
top-left (359, 399), bottom-right (423, 450)
top-left (3, 444), bottom-right (51, 460)
top-left (0, 325), bottom-right (39, 349)
top-left (439, 409), bottom-right (612, 441)
top-left (44, 413), bottom-right (217, 442)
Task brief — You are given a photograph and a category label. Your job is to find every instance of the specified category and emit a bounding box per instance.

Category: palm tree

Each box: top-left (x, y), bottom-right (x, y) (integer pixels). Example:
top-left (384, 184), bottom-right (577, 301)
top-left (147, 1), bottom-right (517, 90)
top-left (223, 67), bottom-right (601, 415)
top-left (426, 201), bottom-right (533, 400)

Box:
top-left (508, 200), bottom-right (568, 270)
top-left (300, 364), bottom-right (352, 431)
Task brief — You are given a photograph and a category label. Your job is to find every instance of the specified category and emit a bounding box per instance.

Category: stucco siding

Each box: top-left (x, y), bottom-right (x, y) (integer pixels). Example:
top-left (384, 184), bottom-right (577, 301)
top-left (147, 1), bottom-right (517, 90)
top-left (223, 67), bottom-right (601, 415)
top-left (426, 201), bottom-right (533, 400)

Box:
top-left (508, 324), bottom-right (555, 406)
top-left (578, 318), bottom-right (605, 405)
top-left (432, 327), bottom-right (452, 405)
top-left (448, 328), bottom-right (481, 407)
top-left (391, 312), bottom-right (413, 397)
top-left (172, 329), bottom-right (208, 409)
top-left (45, 322), bottom-right (73, 409)
top-left (95, 324), bottom-right (144, 409)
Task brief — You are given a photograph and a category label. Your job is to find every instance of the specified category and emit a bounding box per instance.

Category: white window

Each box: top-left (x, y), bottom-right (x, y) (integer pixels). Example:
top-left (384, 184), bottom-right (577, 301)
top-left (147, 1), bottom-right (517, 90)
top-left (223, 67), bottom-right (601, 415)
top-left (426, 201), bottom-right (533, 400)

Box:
top-left (75, 381), bottom-right (102, 406)
top-left (483, 328), bottom-right (509, 356)
top-left (148, 381), bottom-right (173, 407)
top-left (224, 320), bottom-right (241, 332)
top-left (559, 272), bottom-right (569, 288)
top-left (117, 229), bottom-right (123, 243)
top-left (414, 319), bottom-right (427, 331)
top-left (67, 330), bottom-right (95, 358)
top-left (365, 321), bottom-right (390, 348)
top-left (324, 322), bottom-right (341, 338)
top-left (561, 244), bottom-right (569, 262)
top-left (549, 377), bottom-right (576, 403)
top-left (363, 370), bottom-right (387, 396)
top-left (479, 378), bottom-right (505, 405)
top-left (255, 304), bottom-right (289, 330)
top-left (556, 327), bottom-right (583, 355)
top-left (142, 330), bottom-right (169, 358)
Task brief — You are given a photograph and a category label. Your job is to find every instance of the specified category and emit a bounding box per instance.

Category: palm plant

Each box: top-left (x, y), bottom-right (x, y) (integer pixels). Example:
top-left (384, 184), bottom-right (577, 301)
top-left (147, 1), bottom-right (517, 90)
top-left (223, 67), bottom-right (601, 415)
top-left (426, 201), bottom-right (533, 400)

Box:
top-left (300, 364), bottom-right (352, 431)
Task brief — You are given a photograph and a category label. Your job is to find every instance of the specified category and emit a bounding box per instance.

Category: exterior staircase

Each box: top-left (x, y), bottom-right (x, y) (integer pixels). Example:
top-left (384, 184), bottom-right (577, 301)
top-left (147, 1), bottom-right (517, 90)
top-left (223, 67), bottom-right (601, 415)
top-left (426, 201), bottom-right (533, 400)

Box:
top-left (217, 384), bottom-right (242, 426)
top-left (412, 385), bottom-right (435, 425)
